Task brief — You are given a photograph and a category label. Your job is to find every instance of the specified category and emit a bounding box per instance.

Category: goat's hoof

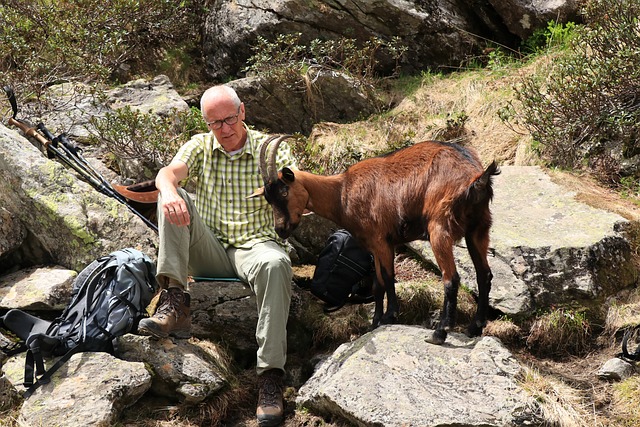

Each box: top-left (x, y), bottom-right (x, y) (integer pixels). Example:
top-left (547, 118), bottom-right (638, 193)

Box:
top-left (425, 329), bottom-right (447, 345)
top-left (466, 326), bottom-right (481, 338)
top-left (466, 321), bottom-right (486, 338)
top-left (380, 313), bottom-right (398, 325)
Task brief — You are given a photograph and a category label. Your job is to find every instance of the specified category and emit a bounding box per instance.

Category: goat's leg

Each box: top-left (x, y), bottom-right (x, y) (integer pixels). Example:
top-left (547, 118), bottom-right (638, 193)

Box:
top-left (465, 227), bottom-right (493, 337)
top-left (371, 248), bottom-right (397, 328)
top-left (371, 266), bottom-right (385, 328)
top-left (426, 230), bottom-right (458, 345)
top-left (379, 249), bottom-right (398, 325)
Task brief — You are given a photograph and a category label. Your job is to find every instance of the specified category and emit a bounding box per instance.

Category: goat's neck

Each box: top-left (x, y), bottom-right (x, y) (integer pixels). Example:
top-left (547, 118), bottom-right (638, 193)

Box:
top-left (297, 171), bottom-right (344, 223)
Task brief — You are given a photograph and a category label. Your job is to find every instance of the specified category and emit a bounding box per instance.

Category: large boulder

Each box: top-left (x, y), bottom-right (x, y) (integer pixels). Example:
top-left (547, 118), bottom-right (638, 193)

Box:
top-left (202, 0), bottom-right (581, 81)
top-left (229, 71), bottom-right (380, 135)
top-left (0, 124), bottom-right (158, 272)
top-left (297, 324), bottom-right (540, 426)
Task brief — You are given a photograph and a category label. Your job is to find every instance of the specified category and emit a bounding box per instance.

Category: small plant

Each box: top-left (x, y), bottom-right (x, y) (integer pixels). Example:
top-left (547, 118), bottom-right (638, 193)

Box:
top-left (88, 106), bottom-right (207, 179)
top-left (526, 308), bottom-right (591, 357)
top-left (612, 376), bottom-right (640, 426)
top-left (432, 111), bottom-right (469, 142)
top-left (521, 20), bottom-right (577, 54)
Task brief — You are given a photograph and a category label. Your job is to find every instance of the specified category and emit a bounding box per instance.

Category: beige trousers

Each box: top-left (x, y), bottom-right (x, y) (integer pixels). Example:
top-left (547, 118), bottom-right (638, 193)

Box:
top-left (156, 189), bottom-right (292, 375)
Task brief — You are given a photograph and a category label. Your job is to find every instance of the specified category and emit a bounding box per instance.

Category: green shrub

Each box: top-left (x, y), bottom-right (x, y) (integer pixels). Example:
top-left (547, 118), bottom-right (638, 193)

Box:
top-left (89, 106), bottom-right (207, 178)
top-left (509, 0), bottom-right (640, 186)
top-left (0, 0), bottom-right (204, 100)
top-left (244, 33), bottom-right (407, 93)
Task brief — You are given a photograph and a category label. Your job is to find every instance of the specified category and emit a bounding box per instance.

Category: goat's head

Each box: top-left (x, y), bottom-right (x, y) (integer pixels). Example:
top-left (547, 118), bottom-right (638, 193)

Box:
top-left (248, 134), bottom-right (308, 239)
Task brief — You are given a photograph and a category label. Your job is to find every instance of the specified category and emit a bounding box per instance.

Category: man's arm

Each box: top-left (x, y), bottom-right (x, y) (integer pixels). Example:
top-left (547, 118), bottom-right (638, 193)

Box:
top-left (156, 160), bottom-right (190, 226)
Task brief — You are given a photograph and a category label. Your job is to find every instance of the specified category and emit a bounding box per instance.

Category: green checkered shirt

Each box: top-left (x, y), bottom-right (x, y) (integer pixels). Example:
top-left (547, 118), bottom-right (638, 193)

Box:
top-left (174, 127), bottom-right (297, 249)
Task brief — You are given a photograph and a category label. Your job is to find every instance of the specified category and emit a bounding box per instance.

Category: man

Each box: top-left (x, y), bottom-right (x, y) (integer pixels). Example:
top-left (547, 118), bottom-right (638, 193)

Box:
top-left (138, 85), bottom-right (296, 427)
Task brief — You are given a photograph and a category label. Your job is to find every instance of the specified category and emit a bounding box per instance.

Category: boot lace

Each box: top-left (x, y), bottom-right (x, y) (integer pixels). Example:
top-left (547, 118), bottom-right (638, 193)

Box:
top-left (258, 376), bottom-right (282, 408)
top-left (156, 289), bottom-right (186, 318)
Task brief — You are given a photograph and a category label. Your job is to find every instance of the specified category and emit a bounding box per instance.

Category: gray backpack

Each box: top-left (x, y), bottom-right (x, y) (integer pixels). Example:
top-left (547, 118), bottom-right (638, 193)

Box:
top-left (1, 248), bottom-right (158, 397)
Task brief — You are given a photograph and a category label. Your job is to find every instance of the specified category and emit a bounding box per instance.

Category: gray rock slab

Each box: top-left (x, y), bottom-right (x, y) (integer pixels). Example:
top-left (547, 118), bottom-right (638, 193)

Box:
top-left (409, 166), bottom-right (634, 315)
top-left (0, 266), bottom-right (75, 310)
top-left (297, 324), bottom-right (535, 427)
top-left (3, 352), bottom-right (151, 427)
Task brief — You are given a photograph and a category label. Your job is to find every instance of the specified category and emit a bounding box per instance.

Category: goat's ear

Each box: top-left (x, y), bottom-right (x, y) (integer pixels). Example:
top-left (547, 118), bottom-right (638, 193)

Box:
top-left (246, 187), bottom-right (265, 199)
top-left (281, 167), bottom-right (295, 183)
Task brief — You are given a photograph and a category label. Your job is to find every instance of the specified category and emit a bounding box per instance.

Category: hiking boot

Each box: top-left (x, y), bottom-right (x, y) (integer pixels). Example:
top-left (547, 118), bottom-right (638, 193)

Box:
top-left (137, 287), bottom-right (191, 339)
top-left (256, 369), bottom-right (285, 427)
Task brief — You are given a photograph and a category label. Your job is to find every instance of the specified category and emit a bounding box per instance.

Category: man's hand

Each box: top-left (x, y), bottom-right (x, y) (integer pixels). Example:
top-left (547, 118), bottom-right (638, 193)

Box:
top-left (156, 160), bottom-right (190, 227)
top-left (161, 192), bottom-right (190, 226)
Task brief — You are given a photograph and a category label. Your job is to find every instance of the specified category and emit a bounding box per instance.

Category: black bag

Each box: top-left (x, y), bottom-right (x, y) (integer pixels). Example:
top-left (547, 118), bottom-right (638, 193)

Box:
top-left (618, 326), bottom-right (640, 362)
top-left (310, 229), bottom-right (375, 312)
top-left (0, 248), bottom-right (158, 397)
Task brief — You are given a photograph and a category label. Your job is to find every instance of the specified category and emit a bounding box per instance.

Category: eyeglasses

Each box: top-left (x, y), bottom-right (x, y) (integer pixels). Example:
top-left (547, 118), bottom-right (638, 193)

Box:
top-left (206, 106), bottom-right (241, 130)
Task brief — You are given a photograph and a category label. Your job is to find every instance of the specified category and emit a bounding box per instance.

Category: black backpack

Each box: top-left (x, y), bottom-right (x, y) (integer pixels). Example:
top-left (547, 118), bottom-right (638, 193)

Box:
top-left (618, 326), bottom-right (640, 362)
top-left (0, 248), bottom-right (158, 397)
top-left (310, 229), bottom-right (375, 312)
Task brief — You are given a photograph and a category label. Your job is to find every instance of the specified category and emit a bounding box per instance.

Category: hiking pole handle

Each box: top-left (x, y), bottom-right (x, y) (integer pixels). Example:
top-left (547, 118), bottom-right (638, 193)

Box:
top-left (7, 117), bottom-right (54, 158)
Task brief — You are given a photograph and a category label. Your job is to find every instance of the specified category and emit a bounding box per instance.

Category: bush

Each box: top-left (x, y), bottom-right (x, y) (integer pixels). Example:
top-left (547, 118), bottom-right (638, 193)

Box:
top-left (0, 0), bottom-right (204, 100)
top-left (507, 0), bottom-right (640, 185)
top-left (88, 106), bottom-right (207, 179)
top-left (244, 33), bottom-right (407, 94)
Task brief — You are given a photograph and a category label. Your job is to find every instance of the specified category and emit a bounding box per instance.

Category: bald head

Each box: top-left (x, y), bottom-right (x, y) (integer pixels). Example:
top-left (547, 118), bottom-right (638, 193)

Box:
top-left (201, 85), bottom-right (241, 113)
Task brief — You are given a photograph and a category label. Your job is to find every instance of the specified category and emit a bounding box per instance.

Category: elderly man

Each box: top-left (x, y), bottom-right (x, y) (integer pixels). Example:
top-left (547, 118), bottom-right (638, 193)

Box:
top-left (138, 85), bottom-right (296, 426)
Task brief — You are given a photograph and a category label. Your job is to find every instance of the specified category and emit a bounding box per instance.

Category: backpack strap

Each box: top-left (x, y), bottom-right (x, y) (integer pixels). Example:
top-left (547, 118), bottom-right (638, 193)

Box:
top-left (23, 343), bottom-right (86, 399)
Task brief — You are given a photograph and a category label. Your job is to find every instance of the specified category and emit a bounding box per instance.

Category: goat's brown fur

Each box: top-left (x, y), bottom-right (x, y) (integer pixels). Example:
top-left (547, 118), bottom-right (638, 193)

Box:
top-left (256, 137), bottom-right (499, 343)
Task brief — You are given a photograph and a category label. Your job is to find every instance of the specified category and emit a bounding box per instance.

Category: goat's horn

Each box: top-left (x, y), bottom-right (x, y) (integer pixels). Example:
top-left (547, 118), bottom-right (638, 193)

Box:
top-left (259, 135), bottom-right (280, 184)
top-left (266, 135), bottom-right (292, 183)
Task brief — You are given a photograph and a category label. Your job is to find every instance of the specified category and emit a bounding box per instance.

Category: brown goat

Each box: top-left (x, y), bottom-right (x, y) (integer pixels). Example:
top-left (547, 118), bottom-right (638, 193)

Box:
top-left (251, 135), bottom-right (500, 344)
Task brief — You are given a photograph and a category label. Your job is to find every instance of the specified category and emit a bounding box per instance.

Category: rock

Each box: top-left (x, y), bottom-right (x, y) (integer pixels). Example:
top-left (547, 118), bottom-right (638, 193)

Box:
top-left (202, 0), bottom-right (581, 80)
top-left (0, 124), bottom-right (158, 272)
top-left (3, 352), bottom-right (151, 427)
top-left (489, 0), bottom-right (582, 39)
top-left (116, 334), bottom-right (229, 404)
top-left (0, 266), bottom-right (75, 311)
top-left (188, 280), bottom-right (259, 367)
top-left (0, 207), bottom-right (26, 259)
top-left (42, 82), bottom-right (112, 142)
top-left (106, 74), bottom-right (189, 117)
top-left (229, 71), bottom-right (380, 136)
top-left (297, 324), bottom-right (539, 426)
top-left (0, 373), bottom-right (20, 412)
top-left (598, 357), bottom-right (635, 381)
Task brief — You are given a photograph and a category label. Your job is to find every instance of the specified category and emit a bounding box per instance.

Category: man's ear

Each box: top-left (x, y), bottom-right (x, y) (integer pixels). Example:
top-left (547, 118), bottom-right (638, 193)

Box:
top-left (246, 187), bottom-right (265, 199)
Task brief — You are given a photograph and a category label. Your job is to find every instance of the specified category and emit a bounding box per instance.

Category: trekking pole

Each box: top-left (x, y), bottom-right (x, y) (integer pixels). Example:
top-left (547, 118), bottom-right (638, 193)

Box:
top-left (3, 86), bottom-right (158, 233)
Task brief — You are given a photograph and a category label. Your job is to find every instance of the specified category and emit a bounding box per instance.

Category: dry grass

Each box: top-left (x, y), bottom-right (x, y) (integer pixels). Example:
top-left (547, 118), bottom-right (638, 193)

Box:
top-left (610, 376), bottom-right (640, 427)
top-left (483, 318), bottom-right (525, 347)
top-left (303, 65), bottom-right (541, 177)
top-left (518, 366), bottom-right (596, 427)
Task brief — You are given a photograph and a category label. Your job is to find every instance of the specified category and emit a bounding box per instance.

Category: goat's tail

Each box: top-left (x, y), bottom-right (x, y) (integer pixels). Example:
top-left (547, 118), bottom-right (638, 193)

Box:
top-left (467, 161), bottom-right (500, 204)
